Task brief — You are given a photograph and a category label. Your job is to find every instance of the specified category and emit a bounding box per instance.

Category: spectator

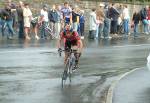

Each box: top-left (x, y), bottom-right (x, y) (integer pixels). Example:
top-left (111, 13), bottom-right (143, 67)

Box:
top-left (147, 6), bottom-right (150, 33)
top-left (6, 0), bottom-right (17, 27)
top-left (89, 8), bottom-right (97, 39)
top-left (109, 3), bottom-right (120, 36)
top-left (117, 4), bottom-right (123, 17)
top-left (103, 4), bottom-right (112, 39)
top-left (122, 5), bottom-right (130, 36)
top-left (0, 8), bottom-right (7, 37)
top-left (61, 2), bottom-right (72, 25)
top-left (72, 6), bottom-right (80, 31)
top-left (23, 3), bottom-right (32, 40)
top-left (16, 1), bottom-right (24, 39)
top-left (79, 10), bottom-right (85, 39)
top-left (30, 16), bottom-right (40, 40)
top-left (39, 4), bottom-right (49, 39)
top-left (132, 10), bottom-right (141, 37)
top-left (97, 3), bottom-right (105, 39)
top-left (48, 4), bottom-right (57, 37)
top-left (140, 6), bottom-right (149, 34)
top-left (2, 5), bottom-right (15, 39)
top-left (117, 14), bottom-right (123, 34)
top-left (55, 4), bottom-right (63, 39)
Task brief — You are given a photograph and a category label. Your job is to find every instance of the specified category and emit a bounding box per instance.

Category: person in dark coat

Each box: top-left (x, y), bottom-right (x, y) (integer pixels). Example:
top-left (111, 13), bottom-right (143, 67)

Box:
top-left (16, 1), bottom-right (24, 39)
top-left (79, 10), bottom-right (85, 39)
top-left (109, 3), bottom-right (120, 36)
top-left (140, 7), bottom-right (149, 34)
top-left (2, 5), bottom-right (15, 39)
top-left (132, 10), bottom-right (141, 37)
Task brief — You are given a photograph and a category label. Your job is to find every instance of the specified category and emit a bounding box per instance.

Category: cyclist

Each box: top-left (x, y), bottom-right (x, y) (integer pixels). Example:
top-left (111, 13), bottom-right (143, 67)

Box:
top-left (58, 24), bottom-right (83, 70)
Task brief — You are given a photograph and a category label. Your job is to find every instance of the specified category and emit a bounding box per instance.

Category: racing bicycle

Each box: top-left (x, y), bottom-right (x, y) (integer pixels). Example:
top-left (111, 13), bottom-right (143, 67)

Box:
top-left (58, 48), bottom-right (78, 88)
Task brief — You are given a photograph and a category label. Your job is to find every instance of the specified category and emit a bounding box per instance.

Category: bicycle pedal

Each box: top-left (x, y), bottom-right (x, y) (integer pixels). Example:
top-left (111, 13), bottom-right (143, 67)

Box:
top-left (72, 69), bottom-right (76, 72)
top-left (72, 68), bottom-right (77, 72)
top-left (73, 65), bottom-right (79, 69)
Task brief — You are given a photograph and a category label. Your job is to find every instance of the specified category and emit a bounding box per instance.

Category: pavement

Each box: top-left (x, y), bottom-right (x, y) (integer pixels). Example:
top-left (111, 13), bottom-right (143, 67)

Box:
top-left (107, 63), bottom-right (150, 103)
top-left (0, 32), bottom-right (150, 103)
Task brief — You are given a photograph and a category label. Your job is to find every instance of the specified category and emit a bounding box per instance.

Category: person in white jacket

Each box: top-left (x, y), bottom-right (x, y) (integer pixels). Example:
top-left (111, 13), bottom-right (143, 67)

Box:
top-left (23, 3), bottom-right (32, 40)
top-left (89, 8), bottom-right (97, 39)
top-left (122, 5), bottom-right (130, 36)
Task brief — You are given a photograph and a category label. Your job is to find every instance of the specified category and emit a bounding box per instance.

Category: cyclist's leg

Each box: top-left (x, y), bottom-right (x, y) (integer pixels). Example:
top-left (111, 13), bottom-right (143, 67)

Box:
top-left (74, 52), bottom-right (79, 66)
top-left (71, 46), bottom-right (81, 69)
top-left (64, 51), bottom-right (69, 65)
top-left (64, 40), bottom-right (71, 68)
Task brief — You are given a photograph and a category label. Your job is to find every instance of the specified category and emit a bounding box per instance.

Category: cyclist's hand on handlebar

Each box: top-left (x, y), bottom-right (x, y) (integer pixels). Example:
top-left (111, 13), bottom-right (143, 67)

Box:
top-left (58, 48), bottom-right (62, 57)
top-left (58, 48), bottom-right (62, 52)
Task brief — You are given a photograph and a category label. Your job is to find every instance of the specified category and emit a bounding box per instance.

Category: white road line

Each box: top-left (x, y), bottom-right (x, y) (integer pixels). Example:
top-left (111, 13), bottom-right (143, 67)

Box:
top-left (106, 68), bottom-right (142, 103)
top-left (113, 44), bottom-right (150, 48)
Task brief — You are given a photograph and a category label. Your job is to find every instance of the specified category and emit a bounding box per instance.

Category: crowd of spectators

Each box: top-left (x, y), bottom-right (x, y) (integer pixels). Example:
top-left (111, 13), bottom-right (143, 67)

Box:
top-left (89, 3), bottom-right (150, 39)
top-left (0, 0), bottom-right (85, 40)
top-left (0, 0), bottom-right (150, 41)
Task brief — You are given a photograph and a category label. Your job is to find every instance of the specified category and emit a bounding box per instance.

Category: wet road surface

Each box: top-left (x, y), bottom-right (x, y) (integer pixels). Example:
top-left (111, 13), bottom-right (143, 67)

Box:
top-left (0, 36), bottom-right (150, 103)
top-left (113, 67), bottom-right (150, 103)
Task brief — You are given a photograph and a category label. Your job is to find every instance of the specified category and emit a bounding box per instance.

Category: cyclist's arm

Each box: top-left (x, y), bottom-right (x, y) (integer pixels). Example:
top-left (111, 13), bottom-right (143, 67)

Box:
top-left (73, 31), bottom-right (83, 49)
top-left (74, 32), bottom-right (83, 52)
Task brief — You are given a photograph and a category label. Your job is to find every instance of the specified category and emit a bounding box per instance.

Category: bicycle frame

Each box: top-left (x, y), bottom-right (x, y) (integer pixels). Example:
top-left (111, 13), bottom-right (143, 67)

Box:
top-left (59, 49), bottom-right (76, 88)
top-left (66, 50), bottom-right (76, 73)
top-left (65, 50), bottom-right (76, 73)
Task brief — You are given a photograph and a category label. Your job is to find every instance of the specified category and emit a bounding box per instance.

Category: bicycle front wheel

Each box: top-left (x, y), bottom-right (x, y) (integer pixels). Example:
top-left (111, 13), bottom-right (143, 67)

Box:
top-left (66, 59), bottom-right (72, 83)
top-left (61, 70), bottom-right (67, 88)
top-left (61, 73), bottom-right (65, 88)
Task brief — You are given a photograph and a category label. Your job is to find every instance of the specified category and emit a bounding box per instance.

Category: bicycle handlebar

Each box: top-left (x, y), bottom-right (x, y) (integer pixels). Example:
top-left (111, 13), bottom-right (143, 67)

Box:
top-left (58, 48), bottom-right (77, 57)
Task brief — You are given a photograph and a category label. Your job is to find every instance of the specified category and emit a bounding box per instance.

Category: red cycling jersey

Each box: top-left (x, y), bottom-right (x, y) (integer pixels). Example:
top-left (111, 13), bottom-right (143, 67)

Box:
top-left (60, 30), bottom-right (80, 42)
top-left (60, 30), bottom-right (81, 47)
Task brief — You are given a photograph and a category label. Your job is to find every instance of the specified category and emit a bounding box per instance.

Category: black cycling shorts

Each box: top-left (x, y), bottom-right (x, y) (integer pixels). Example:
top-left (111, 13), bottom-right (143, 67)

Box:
top-left (65, 39), bottom-right (78, 50)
